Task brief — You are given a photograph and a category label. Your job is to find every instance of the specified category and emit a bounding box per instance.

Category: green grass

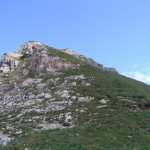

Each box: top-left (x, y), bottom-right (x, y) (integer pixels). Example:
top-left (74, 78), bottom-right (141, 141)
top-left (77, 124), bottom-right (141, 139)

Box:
top-left (2, 109), bottom-right (150, 150)
top-left (46, 46), bottom-right (85, 65)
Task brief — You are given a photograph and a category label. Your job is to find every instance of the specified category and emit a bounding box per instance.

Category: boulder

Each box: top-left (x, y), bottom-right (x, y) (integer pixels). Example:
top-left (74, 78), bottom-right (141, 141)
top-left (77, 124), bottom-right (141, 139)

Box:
top-left (21, 78), bottom-right (35, 87)
top-left (99, 99), bottom-right (107, 104)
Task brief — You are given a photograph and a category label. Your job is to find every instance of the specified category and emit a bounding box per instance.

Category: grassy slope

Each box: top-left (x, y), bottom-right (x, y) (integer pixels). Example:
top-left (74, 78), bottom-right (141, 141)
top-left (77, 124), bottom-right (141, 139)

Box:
top-left (1, 47), bottom-right (150, 149)
top-left (46, 46), bottom-right (150, 105)
top-left (2, 109), bottom-right (150, 150)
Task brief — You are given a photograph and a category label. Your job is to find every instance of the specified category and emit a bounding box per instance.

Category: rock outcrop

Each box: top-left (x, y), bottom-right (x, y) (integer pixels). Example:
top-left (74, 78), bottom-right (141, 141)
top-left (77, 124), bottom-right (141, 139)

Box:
top-left (17, 41), bottom-right (47, 55)
top-left (0, 41), bottom-right (47, 73)
top-left (0, 53), bottom-right (21, 73)
top-left (27, 50), bottom-right (78, 76)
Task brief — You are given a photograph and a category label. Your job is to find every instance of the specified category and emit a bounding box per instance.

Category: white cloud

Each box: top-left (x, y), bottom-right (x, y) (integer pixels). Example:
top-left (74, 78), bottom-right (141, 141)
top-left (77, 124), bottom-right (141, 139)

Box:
top-left (122, 71), bottom-right (150, 84)
top-left (120, 62), bottom-right (150, 84)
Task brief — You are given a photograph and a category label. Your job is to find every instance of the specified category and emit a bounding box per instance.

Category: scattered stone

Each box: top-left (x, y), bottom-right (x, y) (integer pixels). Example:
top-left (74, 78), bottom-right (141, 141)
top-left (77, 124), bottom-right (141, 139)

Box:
top-left (97, 105), bottom-right (108, 109)
top-left (40, 123), bottom-right (64, 130)
top-left (71, 96), bottom-right (76, 100)
top-left (29, 94), bottom-right (36, 99)
top-left (21, 78), bottom-right (35, 87)
top-left (56, 90), bottom-right (70, 98)
top-left (99, 99), bottom-right (107, 104)
top-left (63, 113), bottom-right (75, 126)
top-left (71, 82), bottom-right (77, 86)
top-left (36, 83), bottom-right (46, 89)
top-left (78, 96), bottom-right (94, 102)
top-left (64, 113), bottom-right (72, 124)
top-left (121, 99), bottom-right (138, 108)
top-left (65, 75), bottom-right (86, 80)
top-left (24, 99), bottom-right (35, 105)
top-left (44, 93), bottom-right (52, 99)
top-left (85, 83), bottom-right (91, 86)
top-left (22, 69), bottom-right (29, 76)
top-left (35, 99), bottom-right (44, 103)
top-left (15, 131), bottom-right (23, 135)
top-left (0, 132), bottom-right (11, 146)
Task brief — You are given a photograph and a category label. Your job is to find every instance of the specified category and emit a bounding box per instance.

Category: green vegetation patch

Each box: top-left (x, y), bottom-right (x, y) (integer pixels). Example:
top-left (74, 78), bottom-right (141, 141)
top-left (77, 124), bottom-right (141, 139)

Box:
top-left (2, 109), bottom-right (150, 150)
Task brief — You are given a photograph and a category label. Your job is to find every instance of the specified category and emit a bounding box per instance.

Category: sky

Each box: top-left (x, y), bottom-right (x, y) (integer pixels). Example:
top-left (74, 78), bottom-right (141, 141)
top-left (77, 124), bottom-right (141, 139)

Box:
top-left (1, 0), bottom-right (150, 84)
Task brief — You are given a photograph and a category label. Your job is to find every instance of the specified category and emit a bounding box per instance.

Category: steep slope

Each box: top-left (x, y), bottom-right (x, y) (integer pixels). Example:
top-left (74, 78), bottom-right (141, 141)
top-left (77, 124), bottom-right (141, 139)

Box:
top-left (0, 41), bottom-right (150, 149)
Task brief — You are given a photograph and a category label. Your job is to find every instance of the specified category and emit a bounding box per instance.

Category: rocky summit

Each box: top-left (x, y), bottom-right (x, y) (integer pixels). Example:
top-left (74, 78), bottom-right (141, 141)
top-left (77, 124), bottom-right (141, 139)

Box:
top-left (0, 41), bottom-right (117, 146)
top-left (0, 41), bottom-right (150, 149)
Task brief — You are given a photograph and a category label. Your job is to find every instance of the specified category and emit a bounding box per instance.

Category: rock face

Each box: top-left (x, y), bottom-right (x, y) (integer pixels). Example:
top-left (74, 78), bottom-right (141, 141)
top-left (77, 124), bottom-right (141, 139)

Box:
top-left (0, 41), bottom-right (118, 146)
top-left (28, 50), bottom-right (77, 76)
top-left (0, 41), bottom-right (47, 73)
top-left (0, 53), bottom-right (21, 73)
top-left (17, 41), bottom-right (47, 55)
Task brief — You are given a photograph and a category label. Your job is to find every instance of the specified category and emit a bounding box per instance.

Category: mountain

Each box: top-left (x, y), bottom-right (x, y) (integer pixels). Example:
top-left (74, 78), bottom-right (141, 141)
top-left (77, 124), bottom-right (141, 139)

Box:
top-left (0, 41), bottom-right (150, 150)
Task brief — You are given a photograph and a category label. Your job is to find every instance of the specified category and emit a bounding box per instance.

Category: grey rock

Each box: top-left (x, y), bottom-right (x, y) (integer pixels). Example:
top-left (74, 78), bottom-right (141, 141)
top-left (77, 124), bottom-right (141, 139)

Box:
top-left (85, 83), bottom-right (91, 86)
top-left (71, 82), bottom-right (77, 86)
top-left (36, 78), bottom-right (43, 83)
top-left (46, 100), bottom-right (73, 111)
top-left (22, 69), bottom-right (29, 76)
top-left (6, 102), bottom-right (13, 107)
top-left (36, 83), bottom-right (46, 89)
top-left (15, 131), bottom-right (23, 135)
top-left (24, 100), bottom-right (35, 106)
top-left (40, 123), bottom-right (64, 130)
top-left (28, 94), bottom-right (36, 99)
top-left (64, 113), bottom-right (72, 123)
top-left (36, 93), bottom-right (45, 99)
top-left (17, 41), bottom-right (47, 55)
top-left (0, 132), bottom-right (11, 146)
top-left (56, 90), bottom-right (70, 98)
top-left (121, 99), bottom-right (138, 108)
top-left (66, 75), bottom-right (86, 80)
top-left (44, 93), bottom-right (52, 99)
top-left (78, 96), bottom-right (94, 102)
top-left (97, 105), bottom-right (108, 109)
top-left (37, 93), bottom-right (52, 99)
top-left (71, 96), bottom-right (76, 100)
top-left (21, 78), bottom-right (35, 87)
top-left (35, 99), bottom-right (44, 103)
top-left (0, 52), bottom-right (21, 73)
top-left (99, 99), bottom-right (107, 104)
top-left (102, 67), bottom-right (118, 73)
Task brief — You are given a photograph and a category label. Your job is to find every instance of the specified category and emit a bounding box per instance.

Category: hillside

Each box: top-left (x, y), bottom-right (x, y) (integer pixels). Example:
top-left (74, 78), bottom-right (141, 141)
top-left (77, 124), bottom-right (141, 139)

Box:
top-left (0, 41), bottom-right (150, 150)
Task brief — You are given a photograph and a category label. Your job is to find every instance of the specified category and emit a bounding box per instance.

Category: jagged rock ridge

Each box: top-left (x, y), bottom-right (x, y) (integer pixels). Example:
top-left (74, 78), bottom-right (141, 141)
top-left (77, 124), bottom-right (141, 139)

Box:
top-left (60, 48), bottom-right (117, 73)
top-left (0, 41), bottom-right (118, 74)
